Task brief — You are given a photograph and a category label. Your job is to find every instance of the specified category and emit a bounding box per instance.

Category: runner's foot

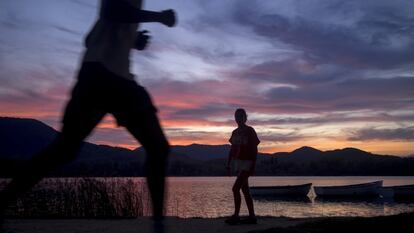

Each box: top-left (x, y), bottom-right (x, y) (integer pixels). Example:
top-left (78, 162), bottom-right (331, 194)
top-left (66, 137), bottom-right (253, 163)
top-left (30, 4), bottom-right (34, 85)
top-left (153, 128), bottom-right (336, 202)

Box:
top-left (225, 215), bottom-right (240, 225)
top-left (241, 216), bottom-right (257, 224)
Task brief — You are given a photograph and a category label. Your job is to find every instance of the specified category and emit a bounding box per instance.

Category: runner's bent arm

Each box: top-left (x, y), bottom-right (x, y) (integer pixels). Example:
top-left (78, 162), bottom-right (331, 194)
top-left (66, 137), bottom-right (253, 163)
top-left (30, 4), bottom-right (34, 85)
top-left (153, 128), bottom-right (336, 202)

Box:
top-left (101, 0), bottom-right (176, 26)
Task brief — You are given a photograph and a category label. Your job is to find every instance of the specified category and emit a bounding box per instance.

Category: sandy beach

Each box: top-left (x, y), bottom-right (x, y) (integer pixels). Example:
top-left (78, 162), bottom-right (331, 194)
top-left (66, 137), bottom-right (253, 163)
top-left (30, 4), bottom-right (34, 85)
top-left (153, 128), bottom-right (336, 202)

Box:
top-left (2, 213), bottom-right (412, 233)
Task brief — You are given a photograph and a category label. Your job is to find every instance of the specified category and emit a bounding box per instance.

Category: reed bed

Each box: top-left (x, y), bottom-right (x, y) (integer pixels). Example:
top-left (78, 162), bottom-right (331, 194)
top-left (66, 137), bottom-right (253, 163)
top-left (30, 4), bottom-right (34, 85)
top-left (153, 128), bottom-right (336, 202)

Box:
top-left (2, 178), bottom-right (149, 218)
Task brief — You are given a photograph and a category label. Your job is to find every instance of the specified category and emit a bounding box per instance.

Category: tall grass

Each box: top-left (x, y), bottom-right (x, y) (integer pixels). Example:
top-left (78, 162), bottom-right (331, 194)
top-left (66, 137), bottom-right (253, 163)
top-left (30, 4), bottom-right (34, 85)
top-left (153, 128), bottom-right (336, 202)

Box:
top-left (2, 178), bottom-right (149, 218)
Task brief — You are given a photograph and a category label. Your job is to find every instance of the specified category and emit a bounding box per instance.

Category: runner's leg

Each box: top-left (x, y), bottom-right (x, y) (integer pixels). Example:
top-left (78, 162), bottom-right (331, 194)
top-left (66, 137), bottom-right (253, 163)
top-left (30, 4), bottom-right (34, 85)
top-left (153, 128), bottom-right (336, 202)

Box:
top-left (0, 63), bottom-right (106, 212)
top-left (0, 112), bottom-right (104, 211)
top-left (123, 112), bottom-right (170, 219)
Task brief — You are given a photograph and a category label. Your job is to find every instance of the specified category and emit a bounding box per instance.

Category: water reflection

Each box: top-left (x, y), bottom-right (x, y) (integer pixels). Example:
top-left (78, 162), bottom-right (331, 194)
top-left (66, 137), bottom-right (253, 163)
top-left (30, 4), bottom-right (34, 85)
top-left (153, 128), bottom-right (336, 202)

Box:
top-left (2, 177), bottom-right (414, 218)
top-left (253, 195), bottom-right (312, 203)
top-left (164, 177), bottom-right (414, 218)
top-left (392, 197), bottom-right (414, 203)
top-left (314, 196), bottom-right (385, 204)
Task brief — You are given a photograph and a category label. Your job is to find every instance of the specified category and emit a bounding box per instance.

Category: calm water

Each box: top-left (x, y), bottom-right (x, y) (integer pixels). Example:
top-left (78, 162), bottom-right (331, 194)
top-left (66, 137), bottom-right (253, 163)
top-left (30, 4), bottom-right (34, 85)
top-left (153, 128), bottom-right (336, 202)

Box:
top-left (2, 176), bottom-right (414, 218)
top-left (163, 176), bottom-right (414, 218)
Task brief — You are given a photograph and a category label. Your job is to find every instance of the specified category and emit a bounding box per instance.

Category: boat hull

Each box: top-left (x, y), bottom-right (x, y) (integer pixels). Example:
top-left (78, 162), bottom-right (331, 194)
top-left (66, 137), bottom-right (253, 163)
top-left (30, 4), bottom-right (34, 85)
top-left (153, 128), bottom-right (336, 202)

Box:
top-left (314, 181), bottom-right (382, 197)
top-left (251, 183), bottom-right (312, 197)
top-left (388, 184), bottom-right (414, 198)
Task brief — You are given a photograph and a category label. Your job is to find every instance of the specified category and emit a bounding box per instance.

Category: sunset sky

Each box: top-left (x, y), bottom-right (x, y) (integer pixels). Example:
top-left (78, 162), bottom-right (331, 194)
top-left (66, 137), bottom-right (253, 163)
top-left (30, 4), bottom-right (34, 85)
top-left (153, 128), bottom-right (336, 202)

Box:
top-left (1, 0), bottom-right (413, 156)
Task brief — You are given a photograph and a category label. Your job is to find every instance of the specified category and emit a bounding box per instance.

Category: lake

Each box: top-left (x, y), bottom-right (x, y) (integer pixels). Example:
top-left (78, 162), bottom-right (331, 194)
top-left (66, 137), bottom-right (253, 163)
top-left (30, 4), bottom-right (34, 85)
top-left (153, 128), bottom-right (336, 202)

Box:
top-left (2, 176), bottom-right (414, 218)
top-left (163, 176), bottom-right (414, 218)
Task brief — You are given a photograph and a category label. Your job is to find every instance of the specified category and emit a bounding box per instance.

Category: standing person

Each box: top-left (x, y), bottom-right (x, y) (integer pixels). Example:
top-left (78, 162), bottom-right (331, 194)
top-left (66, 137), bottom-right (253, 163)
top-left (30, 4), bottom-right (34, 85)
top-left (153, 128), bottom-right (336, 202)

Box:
top-left (225, 108), bottom-right (260, 225)
top-left (0, 0), bottom-right (176, 223)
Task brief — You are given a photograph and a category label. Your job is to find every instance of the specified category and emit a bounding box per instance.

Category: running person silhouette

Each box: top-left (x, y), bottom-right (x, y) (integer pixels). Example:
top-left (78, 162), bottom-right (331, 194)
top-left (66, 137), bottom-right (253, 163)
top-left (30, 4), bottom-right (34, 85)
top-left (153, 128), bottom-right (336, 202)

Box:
top-left (225, 108), bottom-right (260, 225)
top-left (0, 0), bottom-right (176, 221)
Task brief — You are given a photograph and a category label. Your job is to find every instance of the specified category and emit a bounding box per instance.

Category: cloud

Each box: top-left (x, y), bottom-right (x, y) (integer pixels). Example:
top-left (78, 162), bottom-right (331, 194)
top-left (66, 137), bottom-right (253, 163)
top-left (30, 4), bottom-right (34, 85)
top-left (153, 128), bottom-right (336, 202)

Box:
top-left (349, 127), bottom-right (414, 141)
top-left (1, 0), bottom-right (414, 154)
top-left (258, 132), bottom-right (306, 143)
top-left (231, 0), bottom-right (414, 69)
top-left (264, 76), bottom-right (414, 112)
top-left (89, 127), bottom-right (138, 148)
top-left (248, 112), bottom-right (414, 126)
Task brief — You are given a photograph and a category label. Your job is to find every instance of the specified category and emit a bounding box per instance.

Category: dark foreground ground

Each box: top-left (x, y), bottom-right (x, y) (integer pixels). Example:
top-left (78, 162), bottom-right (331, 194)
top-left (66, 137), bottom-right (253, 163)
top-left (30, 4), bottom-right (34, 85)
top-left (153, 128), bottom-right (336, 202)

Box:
top-left (251, 212), bottom-right (413, 233)
top-left (2, 213), bottom-right (413, 233)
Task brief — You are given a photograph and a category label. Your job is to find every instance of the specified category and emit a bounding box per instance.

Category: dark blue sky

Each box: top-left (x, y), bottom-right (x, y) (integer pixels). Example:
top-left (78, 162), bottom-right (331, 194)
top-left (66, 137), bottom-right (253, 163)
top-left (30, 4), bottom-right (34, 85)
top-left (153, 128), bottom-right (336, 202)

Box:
top-left (0, 0), bottom-right (413, 155)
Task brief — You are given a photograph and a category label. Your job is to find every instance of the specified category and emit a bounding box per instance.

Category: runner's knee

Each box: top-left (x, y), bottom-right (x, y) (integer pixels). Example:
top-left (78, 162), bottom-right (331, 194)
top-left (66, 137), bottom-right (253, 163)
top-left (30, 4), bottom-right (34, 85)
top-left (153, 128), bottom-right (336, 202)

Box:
top-left (146, 139), bottom-right (170, 160)
top-left (158, 140), bottom-right (170, 156)
top-left (39, 134), bottom-right (82, 165)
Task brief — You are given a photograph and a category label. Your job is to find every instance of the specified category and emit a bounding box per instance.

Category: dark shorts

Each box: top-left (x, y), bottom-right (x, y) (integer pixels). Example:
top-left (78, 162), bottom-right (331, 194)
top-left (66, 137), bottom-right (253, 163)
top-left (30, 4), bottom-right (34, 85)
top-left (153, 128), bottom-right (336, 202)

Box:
top-left (63, 62), bottom-right (157, 127)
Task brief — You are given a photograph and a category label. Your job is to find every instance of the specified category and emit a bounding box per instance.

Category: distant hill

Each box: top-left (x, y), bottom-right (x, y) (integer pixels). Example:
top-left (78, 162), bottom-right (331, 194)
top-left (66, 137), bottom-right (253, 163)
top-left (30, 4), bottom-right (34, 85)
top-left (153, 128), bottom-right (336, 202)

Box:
top-left (0, 117), bottom-right (145, 177)
top-left (260, 146), bottom-right (408, 176)
top-left (135, 143), bottom-right (232, 161)
top-left (0, 117), bottom-right (57, 159)
top-left (1, 117), bottom-right (414, 176)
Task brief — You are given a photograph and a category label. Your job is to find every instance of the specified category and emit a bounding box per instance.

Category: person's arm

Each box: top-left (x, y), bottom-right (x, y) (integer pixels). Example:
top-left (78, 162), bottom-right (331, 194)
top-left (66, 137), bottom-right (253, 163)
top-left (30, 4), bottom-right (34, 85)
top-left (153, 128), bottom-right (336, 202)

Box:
top-left (249, 147), bottom-right (257, 175)
top-left (226, 146), bottom-right (234, 176)
top-left (226, 146), bottom-right (233, 169)
top-left (134, 30), bottom-right (150, 50)
top-left (248, 128), bottom-right (260, 175)
top-left (226, 133), bottom-right (234, 175)
top-left (101, 0), bottom-right (176, 27)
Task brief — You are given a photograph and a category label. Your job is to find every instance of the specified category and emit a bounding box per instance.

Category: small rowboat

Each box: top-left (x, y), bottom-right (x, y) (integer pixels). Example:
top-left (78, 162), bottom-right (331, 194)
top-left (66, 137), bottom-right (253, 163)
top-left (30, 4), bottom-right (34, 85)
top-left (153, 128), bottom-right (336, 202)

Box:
top-left (314, 181), bottom-right (382, 197)
top-left (250, 183), bottom-right (312, 197)
top-left (386, 184), bottom-right (414, 198)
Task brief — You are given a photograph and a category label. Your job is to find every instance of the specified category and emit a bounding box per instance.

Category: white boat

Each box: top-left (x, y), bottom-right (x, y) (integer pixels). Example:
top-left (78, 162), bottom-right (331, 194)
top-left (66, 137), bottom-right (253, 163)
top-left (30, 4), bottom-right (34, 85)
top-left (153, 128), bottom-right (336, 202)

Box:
top-left (314, 181), bottom-right (382, 197)
top-left (250, 183), bottom-right (312, 197)
top-left (387, 184), bottom-right (414, 198)
top-left (380, 187), bottom-right (394, 198)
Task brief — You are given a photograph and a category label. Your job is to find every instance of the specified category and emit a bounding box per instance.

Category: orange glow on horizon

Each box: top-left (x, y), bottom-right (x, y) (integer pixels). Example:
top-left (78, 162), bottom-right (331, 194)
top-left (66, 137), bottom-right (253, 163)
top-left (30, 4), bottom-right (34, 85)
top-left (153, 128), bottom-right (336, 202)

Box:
top-left (2, 113), bottom-right (413, 156)
top-left (90, 136), bottom-right (414, 157)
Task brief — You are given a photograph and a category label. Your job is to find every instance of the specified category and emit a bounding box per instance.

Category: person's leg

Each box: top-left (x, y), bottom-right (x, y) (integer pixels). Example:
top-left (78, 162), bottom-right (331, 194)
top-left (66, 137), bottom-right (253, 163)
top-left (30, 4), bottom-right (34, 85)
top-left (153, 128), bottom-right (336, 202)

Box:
top-left (0, 114), bottom-right (103, 212)
top-left (122, 112), bottom-right (170, 219)
top-left (0, 63), bottom-right (105, 213)
top-left (225, 172), bottom-right (248, 224)
top-left (111, 77), bottom-right (170, 219)
top-left (241, 172), bottom-right (255, 217)
top-left (232, 172), bottom-right (249, 217)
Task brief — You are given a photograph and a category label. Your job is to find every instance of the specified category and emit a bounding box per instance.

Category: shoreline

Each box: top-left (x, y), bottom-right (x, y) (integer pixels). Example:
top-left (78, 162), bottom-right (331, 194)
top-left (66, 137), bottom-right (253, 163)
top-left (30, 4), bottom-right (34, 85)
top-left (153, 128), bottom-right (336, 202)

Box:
top-left (2, 213), bottom-right (413, 233)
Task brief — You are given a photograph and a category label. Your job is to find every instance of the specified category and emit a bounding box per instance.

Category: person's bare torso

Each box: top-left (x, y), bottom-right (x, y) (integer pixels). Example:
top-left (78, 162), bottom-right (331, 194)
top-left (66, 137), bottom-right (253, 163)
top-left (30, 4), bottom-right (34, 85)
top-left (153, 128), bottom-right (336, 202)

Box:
top-left (83, 0), bottom-right (143, 80)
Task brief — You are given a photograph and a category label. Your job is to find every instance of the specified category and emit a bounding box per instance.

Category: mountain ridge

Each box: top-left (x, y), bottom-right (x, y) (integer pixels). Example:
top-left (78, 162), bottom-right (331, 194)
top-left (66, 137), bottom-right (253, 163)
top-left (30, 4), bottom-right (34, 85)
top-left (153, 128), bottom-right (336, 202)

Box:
top-left (0, 117), bottom-right (403, 158)
top-left (1, 117), bottom-right (413, 176)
